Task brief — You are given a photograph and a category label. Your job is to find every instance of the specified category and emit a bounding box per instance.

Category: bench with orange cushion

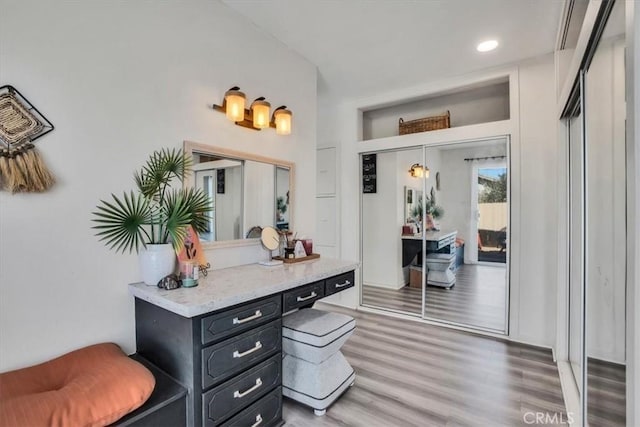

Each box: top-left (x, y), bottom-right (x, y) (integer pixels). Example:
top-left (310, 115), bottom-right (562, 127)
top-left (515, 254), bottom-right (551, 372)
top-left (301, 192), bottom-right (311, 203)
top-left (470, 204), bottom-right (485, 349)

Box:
top-left (0, 343), bottom-right (156, 427)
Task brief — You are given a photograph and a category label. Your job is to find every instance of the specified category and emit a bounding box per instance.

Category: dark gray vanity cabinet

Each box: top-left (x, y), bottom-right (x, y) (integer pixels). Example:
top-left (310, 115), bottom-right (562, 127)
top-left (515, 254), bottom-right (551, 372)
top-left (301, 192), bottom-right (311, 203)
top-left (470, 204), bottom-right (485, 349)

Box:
top-left (133, 268), bottom-right (356, 427)
top-left (135, 295), bottom-right (283, 427)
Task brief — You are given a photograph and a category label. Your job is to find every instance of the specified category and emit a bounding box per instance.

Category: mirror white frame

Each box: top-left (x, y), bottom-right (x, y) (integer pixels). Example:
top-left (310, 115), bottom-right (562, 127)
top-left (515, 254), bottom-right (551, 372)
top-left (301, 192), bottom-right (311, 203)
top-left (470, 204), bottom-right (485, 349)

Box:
top-left (183, 140), bottom-right (295, 248)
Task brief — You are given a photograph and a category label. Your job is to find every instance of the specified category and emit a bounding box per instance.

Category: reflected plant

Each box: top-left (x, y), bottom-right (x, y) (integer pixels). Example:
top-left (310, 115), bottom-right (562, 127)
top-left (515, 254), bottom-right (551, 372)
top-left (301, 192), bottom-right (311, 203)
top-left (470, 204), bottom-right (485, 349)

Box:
top-left (411, 194), bottom-right (444, 220)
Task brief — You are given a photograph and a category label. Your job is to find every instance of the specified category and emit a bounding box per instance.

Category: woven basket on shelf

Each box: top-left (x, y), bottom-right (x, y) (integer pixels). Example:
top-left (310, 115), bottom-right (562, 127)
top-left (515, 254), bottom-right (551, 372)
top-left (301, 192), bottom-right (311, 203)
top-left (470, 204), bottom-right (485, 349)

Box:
top-left (398, 111), bottom-right (450, 135)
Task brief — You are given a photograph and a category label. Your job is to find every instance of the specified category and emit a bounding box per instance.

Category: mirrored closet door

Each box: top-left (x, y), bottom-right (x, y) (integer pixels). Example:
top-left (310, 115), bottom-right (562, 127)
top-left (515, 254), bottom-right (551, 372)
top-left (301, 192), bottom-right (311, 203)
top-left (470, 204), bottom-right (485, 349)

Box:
top-left (360, 146), bottom-right (425, 316)
top-left (564, 0), bottom-right (627, 424)
top-left (360, 139), bottom-right (510, 334)
top-left (584, 0), bottom-right (626, 424)
top-left (421, 140), bottom-right (509, 333)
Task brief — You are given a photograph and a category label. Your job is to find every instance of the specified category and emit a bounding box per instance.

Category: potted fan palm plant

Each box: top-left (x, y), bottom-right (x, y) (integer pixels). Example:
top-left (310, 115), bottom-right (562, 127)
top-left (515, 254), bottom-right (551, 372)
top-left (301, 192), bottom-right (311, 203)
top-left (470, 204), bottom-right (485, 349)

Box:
top-left (92, 148), bottom-right (211, 286)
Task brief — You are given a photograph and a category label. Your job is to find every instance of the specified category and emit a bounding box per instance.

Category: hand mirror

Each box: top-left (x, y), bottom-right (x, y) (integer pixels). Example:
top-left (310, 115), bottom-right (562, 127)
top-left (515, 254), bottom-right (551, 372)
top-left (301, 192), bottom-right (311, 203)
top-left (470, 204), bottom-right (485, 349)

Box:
top-left (259, 226), bottom-right (283, 266)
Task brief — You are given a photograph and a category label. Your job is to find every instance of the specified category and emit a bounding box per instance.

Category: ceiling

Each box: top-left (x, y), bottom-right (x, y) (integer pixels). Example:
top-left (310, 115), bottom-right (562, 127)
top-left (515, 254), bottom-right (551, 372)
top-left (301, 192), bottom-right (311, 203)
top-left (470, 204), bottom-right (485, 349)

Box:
top-left (222, 0), bottom-right (564, 100)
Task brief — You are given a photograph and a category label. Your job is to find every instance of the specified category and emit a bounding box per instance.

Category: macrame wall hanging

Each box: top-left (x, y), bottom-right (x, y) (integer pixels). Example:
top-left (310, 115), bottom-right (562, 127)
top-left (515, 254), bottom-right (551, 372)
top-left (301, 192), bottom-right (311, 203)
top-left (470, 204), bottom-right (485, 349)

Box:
top-left (0, 85), bottom-right (55, 193)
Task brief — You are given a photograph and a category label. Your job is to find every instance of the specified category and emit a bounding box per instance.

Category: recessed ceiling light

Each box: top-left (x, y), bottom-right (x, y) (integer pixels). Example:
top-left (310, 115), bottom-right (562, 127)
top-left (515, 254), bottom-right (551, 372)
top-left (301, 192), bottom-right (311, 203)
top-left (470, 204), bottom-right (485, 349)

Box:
top-left (477, 40), bottom-right (499, 52)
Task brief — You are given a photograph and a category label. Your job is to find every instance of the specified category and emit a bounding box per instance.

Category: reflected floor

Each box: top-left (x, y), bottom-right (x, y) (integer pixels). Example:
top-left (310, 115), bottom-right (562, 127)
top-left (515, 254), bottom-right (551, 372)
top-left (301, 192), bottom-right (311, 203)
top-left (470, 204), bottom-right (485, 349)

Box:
top-left (362, 264), bottom-right (507, 332)
top-left (588, 358), bottom-right (626, 426)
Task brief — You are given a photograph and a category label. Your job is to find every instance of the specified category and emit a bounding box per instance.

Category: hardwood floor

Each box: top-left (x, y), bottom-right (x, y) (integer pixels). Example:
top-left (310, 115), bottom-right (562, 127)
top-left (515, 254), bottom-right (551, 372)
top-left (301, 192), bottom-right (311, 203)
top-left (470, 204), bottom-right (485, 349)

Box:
top-left (283, 303), bottom-right (566, 427)
top-left (362, 264), bottom-right (507, 332)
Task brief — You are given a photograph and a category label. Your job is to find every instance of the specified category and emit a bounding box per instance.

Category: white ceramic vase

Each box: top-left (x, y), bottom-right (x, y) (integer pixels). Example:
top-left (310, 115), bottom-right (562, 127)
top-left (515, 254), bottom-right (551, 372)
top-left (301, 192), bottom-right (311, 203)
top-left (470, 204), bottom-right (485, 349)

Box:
top-left (139, 243), bottom-right (176, 286)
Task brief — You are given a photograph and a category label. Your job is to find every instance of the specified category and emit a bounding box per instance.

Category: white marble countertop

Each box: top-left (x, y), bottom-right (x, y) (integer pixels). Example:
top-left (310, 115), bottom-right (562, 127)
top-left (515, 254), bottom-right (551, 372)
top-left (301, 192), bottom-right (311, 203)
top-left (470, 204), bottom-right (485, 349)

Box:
top-left (129, 258), bottom-right (359, 318)
top-left (401, 230), bottom-right (457, 241)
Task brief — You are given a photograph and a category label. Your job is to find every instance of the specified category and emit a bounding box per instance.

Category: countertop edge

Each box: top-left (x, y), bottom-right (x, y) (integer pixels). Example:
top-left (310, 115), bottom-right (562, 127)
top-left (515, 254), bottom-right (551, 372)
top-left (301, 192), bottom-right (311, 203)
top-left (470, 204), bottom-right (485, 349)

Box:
top-left (129, 261), bottom-right (359, 318)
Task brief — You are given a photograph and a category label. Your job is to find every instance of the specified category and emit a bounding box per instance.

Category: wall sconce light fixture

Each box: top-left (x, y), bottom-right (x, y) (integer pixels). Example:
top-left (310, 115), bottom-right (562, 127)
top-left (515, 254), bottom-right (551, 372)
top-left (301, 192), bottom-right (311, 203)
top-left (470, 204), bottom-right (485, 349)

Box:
top-left (213, 86), bottom-right (292, 135)
top-left (409, 163), bottom-right (429, 178)
top-left (222, 87), bottom-right (246, 122)
top-left (271, 106), bottom-right (292, 135)
top-left (251, 97), bottom-right (271, 129)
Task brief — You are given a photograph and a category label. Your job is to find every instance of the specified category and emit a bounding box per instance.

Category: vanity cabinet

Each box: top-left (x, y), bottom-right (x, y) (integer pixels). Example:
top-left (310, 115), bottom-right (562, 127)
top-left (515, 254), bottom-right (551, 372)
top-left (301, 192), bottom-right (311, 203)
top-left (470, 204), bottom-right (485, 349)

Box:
top-left (131, 260), bottom-right (357, 427)
top-left (136, 296), bottom-right (282, 427)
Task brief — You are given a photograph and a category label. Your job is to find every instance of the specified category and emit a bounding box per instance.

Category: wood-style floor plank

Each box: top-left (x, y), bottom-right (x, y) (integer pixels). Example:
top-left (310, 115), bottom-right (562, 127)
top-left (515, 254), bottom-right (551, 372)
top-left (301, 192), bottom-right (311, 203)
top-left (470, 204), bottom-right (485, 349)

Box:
top-left (587, 358), bottom-right (626, 426)
top-left (283, 303), bottom-right (566, 426)
top-left (362, 264), bottom-right (507, 332)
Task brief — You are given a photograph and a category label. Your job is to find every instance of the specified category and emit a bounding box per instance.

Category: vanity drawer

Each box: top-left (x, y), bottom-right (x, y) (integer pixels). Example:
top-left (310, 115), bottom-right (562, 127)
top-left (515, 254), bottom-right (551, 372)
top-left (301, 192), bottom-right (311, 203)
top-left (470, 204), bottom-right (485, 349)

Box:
top-left (201, 295), bottom-right (282, 345)
top-left (325, 271), bottom-right (354, 296)
top-left (282, 281), bottom-right (325, 312)
top-left (202, 319), bottom-right (281, 389)
top-left (202, 354), bottom-right (281, 427)
top-left (220, 387), bottom-right (282, 427)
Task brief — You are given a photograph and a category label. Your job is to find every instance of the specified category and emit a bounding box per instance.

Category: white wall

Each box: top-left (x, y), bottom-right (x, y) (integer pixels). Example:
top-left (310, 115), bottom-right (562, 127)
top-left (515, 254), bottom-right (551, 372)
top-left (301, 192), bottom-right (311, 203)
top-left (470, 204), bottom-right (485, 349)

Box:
top-left (511, 54), bottom-right (558, 346)
top-left (0, 0), bottom-right (317, 371)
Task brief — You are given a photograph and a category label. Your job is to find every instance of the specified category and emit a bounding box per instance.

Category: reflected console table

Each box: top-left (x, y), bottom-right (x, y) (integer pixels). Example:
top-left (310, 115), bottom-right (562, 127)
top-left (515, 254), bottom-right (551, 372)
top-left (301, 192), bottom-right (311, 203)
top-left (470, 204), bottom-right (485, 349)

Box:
top-left (401, 230), bottom-right (457, 267)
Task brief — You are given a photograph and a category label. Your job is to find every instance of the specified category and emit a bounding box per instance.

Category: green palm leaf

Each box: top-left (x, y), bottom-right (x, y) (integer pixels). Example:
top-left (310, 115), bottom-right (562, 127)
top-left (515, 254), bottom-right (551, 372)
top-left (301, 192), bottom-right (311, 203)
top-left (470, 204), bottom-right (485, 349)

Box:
top-left (163, 190), bottom-right (191, 249)
top-left (182, 187), bottom-right (213, 234)
top-left (163, 189), bottom-right (194, 250)
top-left (92, 192), bottom-right (152, 253)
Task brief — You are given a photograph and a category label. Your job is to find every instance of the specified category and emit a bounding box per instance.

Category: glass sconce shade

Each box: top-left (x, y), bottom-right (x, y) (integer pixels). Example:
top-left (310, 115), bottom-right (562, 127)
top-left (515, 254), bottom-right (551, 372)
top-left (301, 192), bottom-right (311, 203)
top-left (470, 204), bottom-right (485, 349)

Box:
top-left (274, 108), bottom-right (292, 135)
top-left (251, 100), bottom-right (271, 129)
top-left (224, 89), bottom-right (246, 122)
top-left (409, 164), bottom-right (429, 178)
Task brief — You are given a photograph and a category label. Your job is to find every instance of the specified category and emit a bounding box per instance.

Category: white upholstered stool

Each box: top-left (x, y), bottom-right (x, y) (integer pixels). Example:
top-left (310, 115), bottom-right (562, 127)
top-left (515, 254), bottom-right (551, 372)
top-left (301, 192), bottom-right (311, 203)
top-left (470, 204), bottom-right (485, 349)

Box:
top-left (282, 308), bottom-right (356, 416)
top-left (425, 252), bottom-right (456, 288)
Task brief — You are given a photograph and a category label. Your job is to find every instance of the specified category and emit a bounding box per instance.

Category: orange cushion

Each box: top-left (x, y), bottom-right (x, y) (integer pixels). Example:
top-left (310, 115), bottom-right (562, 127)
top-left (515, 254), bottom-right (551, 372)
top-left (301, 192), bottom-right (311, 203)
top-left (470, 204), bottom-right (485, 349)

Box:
top-left (0, 343), bottom-right (155, 427)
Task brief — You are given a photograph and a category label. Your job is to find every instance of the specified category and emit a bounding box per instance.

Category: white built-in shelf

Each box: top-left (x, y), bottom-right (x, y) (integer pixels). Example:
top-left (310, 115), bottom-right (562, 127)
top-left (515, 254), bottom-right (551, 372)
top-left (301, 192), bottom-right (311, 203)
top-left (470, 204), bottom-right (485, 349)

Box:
top-left (362, 79), bottom-right (510, 141)
top-left (358, 119), bottom-right (512, 154)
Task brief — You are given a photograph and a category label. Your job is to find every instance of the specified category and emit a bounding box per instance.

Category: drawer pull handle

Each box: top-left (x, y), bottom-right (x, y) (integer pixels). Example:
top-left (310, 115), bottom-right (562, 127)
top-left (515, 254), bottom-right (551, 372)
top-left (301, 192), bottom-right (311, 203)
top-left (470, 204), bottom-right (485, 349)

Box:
top-left (296, 292), bottom-right (317, 302)
top-left (233, 341), bottom-right (263, 358)
top-left (233, 310), bottom-right (263, 325)
top-left (252, 414), bottom-right (263, 427)
top-left (234, 378), bottom-right (262, 399)
top-left (335, 280), bottom-right (351, 288)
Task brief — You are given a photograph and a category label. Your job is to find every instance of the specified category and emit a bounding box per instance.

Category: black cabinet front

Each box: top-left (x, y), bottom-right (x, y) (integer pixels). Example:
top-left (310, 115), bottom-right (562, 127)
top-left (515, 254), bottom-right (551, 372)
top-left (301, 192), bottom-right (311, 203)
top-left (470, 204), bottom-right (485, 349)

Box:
top-left (325, 271), bottom-right (355, 296)
top-left (220, 387), bottom-right (282, 427)
top-left (283, 281), bottom-right (325, 312)
top-left (202, 320), bottom-right (282, 389)
top-left (201, 295), bottom-right (281, 346)
top-left (202, 355), bottom-right (282, 426)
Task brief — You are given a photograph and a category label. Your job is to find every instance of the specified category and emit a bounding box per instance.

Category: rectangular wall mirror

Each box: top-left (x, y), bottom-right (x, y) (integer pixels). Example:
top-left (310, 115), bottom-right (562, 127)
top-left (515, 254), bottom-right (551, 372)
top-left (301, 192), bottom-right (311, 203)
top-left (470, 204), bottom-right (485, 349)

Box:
top-left (184, 141), bottom-right (294, 244)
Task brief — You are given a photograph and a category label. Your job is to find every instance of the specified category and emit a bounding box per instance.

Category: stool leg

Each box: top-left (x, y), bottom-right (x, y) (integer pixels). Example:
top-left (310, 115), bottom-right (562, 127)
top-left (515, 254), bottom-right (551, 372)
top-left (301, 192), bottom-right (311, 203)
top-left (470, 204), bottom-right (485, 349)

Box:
top-left (314, 409), bottom-right (327, 416)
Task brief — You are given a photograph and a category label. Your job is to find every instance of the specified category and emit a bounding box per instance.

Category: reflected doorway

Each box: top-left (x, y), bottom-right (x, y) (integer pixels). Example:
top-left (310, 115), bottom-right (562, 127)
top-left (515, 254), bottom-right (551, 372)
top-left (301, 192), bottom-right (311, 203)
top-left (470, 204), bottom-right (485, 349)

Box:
top-left (476, 167), bottom-right (507, 264)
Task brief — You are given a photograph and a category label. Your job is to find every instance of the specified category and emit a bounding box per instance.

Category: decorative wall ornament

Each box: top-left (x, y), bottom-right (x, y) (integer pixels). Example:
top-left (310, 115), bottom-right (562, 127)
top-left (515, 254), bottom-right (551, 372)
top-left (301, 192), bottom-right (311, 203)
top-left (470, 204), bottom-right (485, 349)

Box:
top-left (436, 171), bottom-right (441, 191)
top-left (0, 85), bottom-right (55, 193)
